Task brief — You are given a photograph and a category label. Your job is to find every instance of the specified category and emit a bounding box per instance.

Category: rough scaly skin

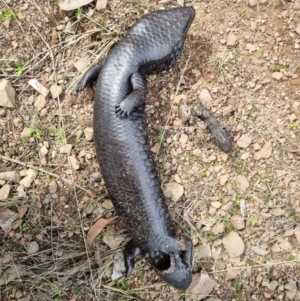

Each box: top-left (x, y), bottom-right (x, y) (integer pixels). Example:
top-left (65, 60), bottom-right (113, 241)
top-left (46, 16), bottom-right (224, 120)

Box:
top-left (77, 7), bottom-right (195, 290)
top-left (193, 103), bottom-right (232, 153)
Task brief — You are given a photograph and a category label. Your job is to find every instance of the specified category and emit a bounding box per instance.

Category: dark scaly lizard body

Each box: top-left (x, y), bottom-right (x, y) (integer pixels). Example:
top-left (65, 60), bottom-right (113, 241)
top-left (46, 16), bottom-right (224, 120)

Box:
top-left (77, 7), bottom-right (195, 290)
top-left (193, 103), bottom-right (232, 153)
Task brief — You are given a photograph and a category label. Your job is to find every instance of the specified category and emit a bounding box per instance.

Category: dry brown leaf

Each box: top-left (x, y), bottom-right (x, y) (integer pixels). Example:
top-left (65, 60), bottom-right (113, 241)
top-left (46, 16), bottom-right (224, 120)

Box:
top-left (0, 265), bottom-right (26, 285)
top-left (251, 246), bottom-right (269, 256)
top-left (0, 254), bottom-right (12, 264)
top-left (103, 232), bottom-right (124, 249)
top-left (87, 216), bottom-right (118, 248)
top-left (186, 271), bottom-right (217, 300)
top-left (28, 78), bottom-right (49, 97)
top-left (237, 134), bottom-right (252, 148)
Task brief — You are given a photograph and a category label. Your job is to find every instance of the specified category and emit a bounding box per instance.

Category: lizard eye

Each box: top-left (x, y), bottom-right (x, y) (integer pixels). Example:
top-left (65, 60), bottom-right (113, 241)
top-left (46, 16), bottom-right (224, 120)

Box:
top-left (150, 251), bottom-right (170, 270)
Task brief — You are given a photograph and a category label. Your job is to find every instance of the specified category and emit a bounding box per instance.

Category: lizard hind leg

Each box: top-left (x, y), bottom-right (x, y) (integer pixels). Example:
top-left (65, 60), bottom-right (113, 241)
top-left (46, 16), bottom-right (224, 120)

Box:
top-left (124, 240), bottom-right (143, 277)
top-left (115, 72), bottom-right (148, 118)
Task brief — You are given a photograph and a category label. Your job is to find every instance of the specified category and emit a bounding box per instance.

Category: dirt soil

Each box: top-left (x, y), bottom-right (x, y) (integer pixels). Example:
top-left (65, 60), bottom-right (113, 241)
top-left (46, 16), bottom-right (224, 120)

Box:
top-left (0, 0), bottom-right (300, 300)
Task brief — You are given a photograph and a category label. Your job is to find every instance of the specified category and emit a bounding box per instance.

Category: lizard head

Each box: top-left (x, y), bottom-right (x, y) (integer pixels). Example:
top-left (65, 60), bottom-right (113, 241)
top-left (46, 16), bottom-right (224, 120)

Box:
top-left (131, 6), bottom-right (195, 72)
top-left (148, 235), bottom-right (193, 290)
top-left (156, 6), bottom-right (196, 40)
top-left (151, 6), bottom-right (195, 63)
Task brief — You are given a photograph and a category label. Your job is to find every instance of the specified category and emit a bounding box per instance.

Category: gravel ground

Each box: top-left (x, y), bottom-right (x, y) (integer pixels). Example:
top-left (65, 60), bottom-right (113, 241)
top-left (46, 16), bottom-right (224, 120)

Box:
top-left (0, 0), bottom-right (299, 300)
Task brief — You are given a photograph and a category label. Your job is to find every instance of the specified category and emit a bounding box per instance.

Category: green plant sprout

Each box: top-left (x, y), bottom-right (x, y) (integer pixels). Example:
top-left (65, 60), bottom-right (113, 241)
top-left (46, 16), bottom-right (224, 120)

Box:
top-left (21, 221), bottom-right (29, 231)
top-left (14, 61), bottom-right (24, 75)
top-left (235, 193), bottom-right (242, 206)
top-left (76, 7), bottom-right (82, 20)
top-left (157, 128), bottom-right (164, 144)
top-left (0, 9), bottom-right (15, 21)
top-left (248, 215), bottom-right (259, 226)
top-left (54, 128), bottom-right (66, 146)
top-left (290, 122), bottom-right (298, 130)
top-left (29, 124), bottom-right (42, 139)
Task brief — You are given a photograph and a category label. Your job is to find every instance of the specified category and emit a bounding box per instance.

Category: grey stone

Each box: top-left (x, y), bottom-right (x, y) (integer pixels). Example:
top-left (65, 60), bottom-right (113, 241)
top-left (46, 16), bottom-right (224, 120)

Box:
top-left (40, 146), bottom-right (48, 157)
top-left (268, 280), bottom-right (278, 291)
top-left (285, 280), bottom-right (297, 293)
top-left (223, 231), bottom-right (245, 257)
top-left (227, 32), bottom-right (237, 46)
top-left (0, 208), bottom-right (19, 233)
top-left (111, 252), bottom-right (125, 280)
top-left (58, 0), bottom-right (94, 11)
top-left (296, 24), bottom-right (300, 35)
top-left (34, 95), bottom-right (46, 111)
top-left (0, 171), bottom-right (20, 183)
top-left (163, 182), bottom-right (184, 202)
top-left (26, 241), bottom-right (39, 254)
top-left (179, 133), bottom-right (188, 145)
top-left (199, 89), bottom-right (212, 102)
top-left (179, 100), bottom-right (191, 123)
top-left (0, 184), bottom-right (11, 200)
top-left (272, 72), bottom-right (283, 81)
top-left (231, 215), bottom-right (245, 230)
top-left (294, 227), bottom-right (300, 243)
top-left (59, 144), bottom-right (72, 154)
top-left (0, 79), bottom-right (15, 108)
top-left (96, 0), bottom-right (107, 10)
top-left (50, 84), bottom-right (63, 98)
top-left (20, 127), bottom-right (32, 138)
top-left (84, 127), bottom-right (93, 141)
top-left (236, 175), bottom-right (250, 191)
top-left (194, 244), bottom-right (211, 259)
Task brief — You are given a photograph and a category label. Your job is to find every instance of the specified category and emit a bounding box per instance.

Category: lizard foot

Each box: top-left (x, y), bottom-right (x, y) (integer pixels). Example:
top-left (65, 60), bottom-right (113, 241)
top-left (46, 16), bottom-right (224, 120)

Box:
top-left (115, 104), bottom-right (131, 118)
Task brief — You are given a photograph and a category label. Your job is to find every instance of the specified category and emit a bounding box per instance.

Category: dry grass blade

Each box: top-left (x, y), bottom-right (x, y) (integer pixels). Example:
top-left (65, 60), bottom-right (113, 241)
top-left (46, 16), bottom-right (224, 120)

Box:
top-left (0, 155), bottom-right (93, 195)
top-left (210, 259), bottom-right (300, 274)
top-left (67, 37), bottom-right (117, 93)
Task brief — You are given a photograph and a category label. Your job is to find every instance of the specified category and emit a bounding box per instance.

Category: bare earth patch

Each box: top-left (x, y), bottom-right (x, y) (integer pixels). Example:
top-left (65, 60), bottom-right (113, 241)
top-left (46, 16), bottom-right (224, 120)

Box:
top-left (0, 0), bottom-right (299, 300)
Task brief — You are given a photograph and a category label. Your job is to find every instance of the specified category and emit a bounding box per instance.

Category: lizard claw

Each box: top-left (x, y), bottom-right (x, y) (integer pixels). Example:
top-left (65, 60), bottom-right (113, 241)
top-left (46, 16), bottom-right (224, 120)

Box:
top-left (75, 84), bottom-right (84, 93)
top-left (115, 104), bottom-right (129, 118)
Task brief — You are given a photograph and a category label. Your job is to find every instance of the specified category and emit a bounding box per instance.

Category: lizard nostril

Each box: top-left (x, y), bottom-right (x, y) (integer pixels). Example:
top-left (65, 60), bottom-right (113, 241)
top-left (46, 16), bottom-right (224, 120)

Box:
top-left (150, 251), bottom-right (171, 270)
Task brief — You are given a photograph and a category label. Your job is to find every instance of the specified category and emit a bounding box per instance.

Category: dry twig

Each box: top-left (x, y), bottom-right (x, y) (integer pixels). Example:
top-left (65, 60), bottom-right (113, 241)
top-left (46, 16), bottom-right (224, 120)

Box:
top-left (0, 154), bottom-right (93, 195)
